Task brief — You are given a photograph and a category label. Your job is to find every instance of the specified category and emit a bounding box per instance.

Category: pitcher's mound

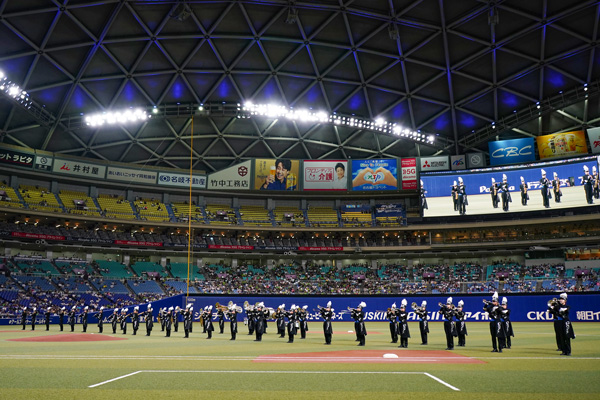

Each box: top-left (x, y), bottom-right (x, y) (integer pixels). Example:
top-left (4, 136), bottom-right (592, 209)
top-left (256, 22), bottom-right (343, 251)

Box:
top-left (254, 350), bottom-right (485, 364)
top-left (8, 334), bottom-right (128, 342)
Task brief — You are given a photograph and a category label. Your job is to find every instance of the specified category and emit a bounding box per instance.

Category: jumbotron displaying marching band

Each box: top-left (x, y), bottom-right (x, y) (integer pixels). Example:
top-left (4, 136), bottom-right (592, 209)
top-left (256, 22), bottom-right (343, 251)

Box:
top-left (17, 292), bottom-right (575, 355)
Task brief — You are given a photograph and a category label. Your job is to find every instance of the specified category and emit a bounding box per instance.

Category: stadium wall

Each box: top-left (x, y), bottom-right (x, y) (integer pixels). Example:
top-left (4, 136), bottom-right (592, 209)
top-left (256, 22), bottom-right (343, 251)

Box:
top-left (3, 293), bottom-right (599, 325)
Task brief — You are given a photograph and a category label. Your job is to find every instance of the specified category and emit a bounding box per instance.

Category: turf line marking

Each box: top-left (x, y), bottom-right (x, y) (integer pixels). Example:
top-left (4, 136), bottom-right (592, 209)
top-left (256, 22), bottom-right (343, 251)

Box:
top-left (423, 373), bottom-right (460, 391)
top-left (88, 371), bottom-right (142, 388)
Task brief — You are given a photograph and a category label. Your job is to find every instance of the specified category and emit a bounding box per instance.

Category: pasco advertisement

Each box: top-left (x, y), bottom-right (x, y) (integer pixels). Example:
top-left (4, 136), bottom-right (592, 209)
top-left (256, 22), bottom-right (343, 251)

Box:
top-left (351, 159), bottom-right (398, 191)
top-left (421, 156), bottom-right (599, 218)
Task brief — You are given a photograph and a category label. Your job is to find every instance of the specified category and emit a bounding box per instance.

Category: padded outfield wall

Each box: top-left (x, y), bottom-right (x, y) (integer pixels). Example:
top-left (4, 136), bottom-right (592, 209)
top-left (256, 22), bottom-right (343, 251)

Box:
top-left (2, 293), bottom-right (599, 325)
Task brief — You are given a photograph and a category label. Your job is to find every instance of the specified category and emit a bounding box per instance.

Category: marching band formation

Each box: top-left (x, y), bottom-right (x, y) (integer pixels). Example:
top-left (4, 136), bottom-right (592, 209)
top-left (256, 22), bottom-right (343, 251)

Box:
top-left (15, 294), bottom-right (575, 355)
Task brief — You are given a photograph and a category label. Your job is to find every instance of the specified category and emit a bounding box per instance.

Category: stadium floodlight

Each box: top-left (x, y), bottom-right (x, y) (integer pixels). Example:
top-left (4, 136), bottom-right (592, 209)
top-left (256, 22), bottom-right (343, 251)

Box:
top-left (84, 108), bottom-right (150, 127)
top-left (242, 102), bottom-right (435, 144)
top-left (0, 70), bottom-right (33, 109)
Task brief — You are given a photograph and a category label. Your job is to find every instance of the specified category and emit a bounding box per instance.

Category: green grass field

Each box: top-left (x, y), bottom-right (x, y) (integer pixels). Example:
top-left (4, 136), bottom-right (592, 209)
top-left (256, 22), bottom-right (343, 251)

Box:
top-left (1, 321), bottom-right (599, 400)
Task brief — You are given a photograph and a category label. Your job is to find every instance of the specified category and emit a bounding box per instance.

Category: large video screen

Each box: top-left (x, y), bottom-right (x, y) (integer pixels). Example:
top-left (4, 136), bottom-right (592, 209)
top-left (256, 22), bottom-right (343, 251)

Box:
top-left (421, 156), bottom-right (599, 217)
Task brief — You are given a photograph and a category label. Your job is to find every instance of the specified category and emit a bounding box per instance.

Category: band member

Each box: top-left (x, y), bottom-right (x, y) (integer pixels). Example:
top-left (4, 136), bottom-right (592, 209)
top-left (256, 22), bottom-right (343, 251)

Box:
top-left (159, 307), bottom-right (166, 332)
top-left (131, 306), bottom-right (140, 335)
top-left (182, 304), bottom-right (192, 338)
top-left (320, 302), bottom-right (334, 345)
top-left (58, 307), bottom-right (65, 331)
top-left (552, 172), bottom-right (562, 203)
top-left (202, 306), bottom-right (215, 339)
top-left (253, 303), bottom-right (268, 342)
top-left (173, 306), bottom-right (180, 333)
top-left (225, 304), bottom-right (238, 340)
top-left (68, 306), bottom-right (76, 332)
top-left (490, 178), bottom-right (499, 208)
top-left (351, 302), bottom-right (367, 346)
top-left (110, 308), bottom-right (119, 334)
top-left (144, 304), bottom-right (153, 336)
top-left (484, 292), bottom-right (505, 352)
top-left (582, 165), bottom-right (594, 204)
top-left (246, 305), bottom-right (255, 335)
top-left (593, 166), bottom-right (600, 199)
top-left (457, 177), bottom-right (467, 215)
top-left (298, 305), bottom-right (309, 339)
top-left (451, 180), bottom-right (459, 211)
top-left (519, 176), bottom-right (529, 206)
top-left (164, 307), bottom-right (173, 337)
top-left (499, 174), bottom-right (511, 212)
top-left (120, 308), bottom-right (128, 334)
top-left (420, 180), bottom-right (428, 210)
top-left (80, 306), bottom-right (88, 332)
top-left (216, 307), bottom-right (225, 334)
top-left (415, 301), bottom-right (429, 345)
top-left (386, 303), bottom-right (399, 344)
top-left (548, 299), bottom-right (562, 351)
top-left (501, 297), bottom-right (514, 349)
top-left (21, 307), bottom-right (28, 330)
top-left (397, 299), bottom-right (410, 348)
top-left (540, 169), bottom-right (551, 208)
top-left (285, 305), bottom-right (298, 343)
top-left (439, 297), bottom-right (456, 350)
top-left (45, 307), bottom-right (51, 331)
top-left (455, 300), bottom-right (467, 346)
top-left (93, 306), bottom-right (104, 333)
top-left (275, 304), bottom-right (286, 338)
top-left (30, 307), bottom-right (37, 331)
top-left (555, 293), bottom-right (575, 356)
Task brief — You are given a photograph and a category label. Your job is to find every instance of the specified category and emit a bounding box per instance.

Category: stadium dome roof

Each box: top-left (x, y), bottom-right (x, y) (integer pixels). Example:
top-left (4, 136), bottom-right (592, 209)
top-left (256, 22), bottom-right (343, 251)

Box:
top-left (0, 0), bottom-right (599, 173)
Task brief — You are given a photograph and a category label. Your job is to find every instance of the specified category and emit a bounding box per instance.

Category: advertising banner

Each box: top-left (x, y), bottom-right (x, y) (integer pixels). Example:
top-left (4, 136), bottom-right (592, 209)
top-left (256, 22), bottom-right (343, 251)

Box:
top-left (586, 127), bottom-right (600, 154)
top-left (158, 172), bottom-right (206, 189)
top-left (451, 155), bottom-right (466, 170)
top-left (297, 246), bottom-right (343, 251)
top-left (351, 159), bottom-right (398, 191)
top-left (537, 130), bottom-right (588, 159)
top-left (53, 158), bottom-right (106, 179)
top-left (374, 204), bottom-right (404, 217)
top-left (106, 166), bottom-right (157, 185)
top-left (0, 148), bottom-right (34, 168)
top-left (421, 156), bottom-right (598, 217)
top-left (419, 156), bottom-right (449, 171)
top-left (488, 138), bottom-right (536, 166)
top-left (208, 244), bottom-right (254, 250)
top-left (1, 293), bottom-right (599, 325)
top-left (207, 160), bottom-right (252, 190)
top-left (35, 155), bottom-right (52, 171)
top-left (113, 240), bottom-right (163, 247)
top-left (254, 158), bottom-right (300, 191)
top-left (466, 152), bottom-right (486, 169)
top-left (401, 158), bottom-right (417, 190)
top-left (303, 160), bottom-right (348, 190)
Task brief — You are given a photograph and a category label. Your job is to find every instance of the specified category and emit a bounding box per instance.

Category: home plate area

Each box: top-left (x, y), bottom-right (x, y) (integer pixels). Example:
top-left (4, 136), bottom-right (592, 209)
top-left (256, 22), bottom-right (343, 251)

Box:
top-left (254, 349), bottom-right (485, 364)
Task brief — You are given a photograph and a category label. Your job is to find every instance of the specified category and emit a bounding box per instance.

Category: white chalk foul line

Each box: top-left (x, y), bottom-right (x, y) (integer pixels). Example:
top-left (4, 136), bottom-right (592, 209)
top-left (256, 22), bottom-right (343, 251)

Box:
top-left (88, 370), bottom-right (459, 391)
top-left (424, 372), bottom-right (460, 391)
top-left (88, 371), bottom-right (142, 388)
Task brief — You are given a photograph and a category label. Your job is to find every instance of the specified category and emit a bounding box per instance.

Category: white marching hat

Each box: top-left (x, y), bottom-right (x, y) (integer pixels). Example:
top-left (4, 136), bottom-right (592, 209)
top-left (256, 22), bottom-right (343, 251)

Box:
top-left (168, 306), bottom-right (174, 311)
top-left (47, 307), bottom-right (51, 311)
top-left (502, 297), bottom-right (507, 304)
top-left (446, 297), bottom-right (452, 304)
top-left (280, 304), bottom-right (286, 309)
top-left (560, 293), bottom-right (568, 300)
top-left (453, 180), bottom-right (457, 185)
top-left (100, 306), bottom-right (104, 310)
top-left (401, 299), bottom-right (407, 307)
top-left (492, 291), bottom-right (499, 300)
top-left (541, 169), bottom-right (546, 175)
top-left (491, 177), bottom-right (495, 183)
top-left (359, 302), bottom-right (366, 308)
top-left (553, 172), bottom-right (558, 178)
top-left (186, 303), bottom-right (191, 309)
top-left (391, 302), bottom-right (396, 309)
top-left (134, 306), bottom-right (139, 311)
top-left (584, 165), bottom-right (589, 172)
top-left (114, 308), bottom-right (118, 312)
top-left (303, 305), bottom-right (308, 310)
top-left (61, 307), bottom-right (66, 310)
top-left (458, 300), bottom-right (464, 307)
top-left (421, 301), bottom-right (427, 307)
top-left (84, 306), bottom-right (88, 310)
top-left (502, 174), bottom-right (507, 180)
top-left (458, 177), bottom-right (463, 183)
top-left (148, 304), bottom-right (152, 309)
top-left (327, 301), bottom-right (332, 307)
top-left (520, 176), bottom-right (525, 182)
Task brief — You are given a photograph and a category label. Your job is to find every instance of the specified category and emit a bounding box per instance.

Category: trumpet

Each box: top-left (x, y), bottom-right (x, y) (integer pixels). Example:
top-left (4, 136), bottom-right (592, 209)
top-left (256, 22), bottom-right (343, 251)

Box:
top-left (438, 302), bottom-right (454, 309)
top-left (411, 302), bottom-right (423, 312)
top-left (547, 298), bottom-right (559, 307)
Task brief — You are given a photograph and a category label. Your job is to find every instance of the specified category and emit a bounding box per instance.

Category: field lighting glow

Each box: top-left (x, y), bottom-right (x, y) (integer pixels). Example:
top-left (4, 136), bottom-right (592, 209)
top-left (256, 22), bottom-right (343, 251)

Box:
top-left (84, 108), bottom-right (150, 127)
top-left (241, 102), bottom-right (434, 144)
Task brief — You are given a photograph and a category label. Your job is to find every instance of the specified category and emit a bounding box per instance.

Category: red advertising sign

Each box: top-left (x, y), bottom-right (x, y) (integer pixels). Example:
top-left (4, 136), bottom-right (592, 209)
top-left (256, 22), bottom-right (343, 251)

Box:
top-left (208, 245), bottom-right (254, 250)
top-left (114, 240), bottom-right (163, 247)
top-left (11, 232), bottom-right (66, 241)
top-left (297, 246), bottom-right (343, 251)
top-left (401, 158), bottom-right (417, 190)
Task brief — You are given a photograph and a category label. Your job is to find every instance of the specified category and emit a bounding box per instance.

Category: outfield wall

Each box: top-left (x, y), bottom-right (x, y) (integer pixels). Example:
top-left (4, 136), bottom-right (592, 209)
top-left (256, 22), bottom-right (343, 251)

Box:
top-left (2, 293), bottom-right (599, 325)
